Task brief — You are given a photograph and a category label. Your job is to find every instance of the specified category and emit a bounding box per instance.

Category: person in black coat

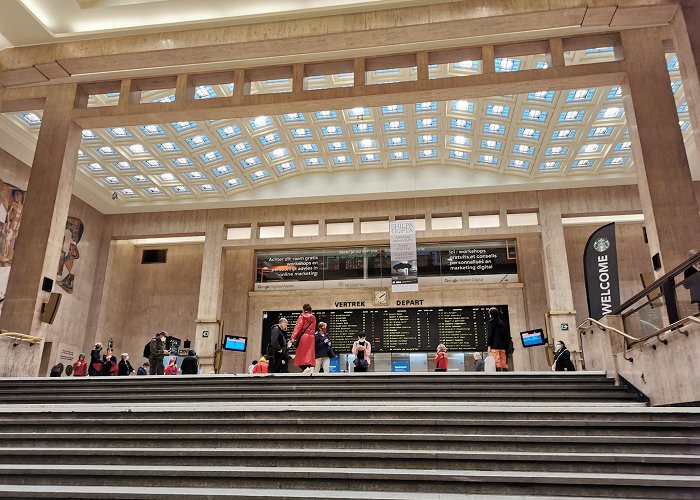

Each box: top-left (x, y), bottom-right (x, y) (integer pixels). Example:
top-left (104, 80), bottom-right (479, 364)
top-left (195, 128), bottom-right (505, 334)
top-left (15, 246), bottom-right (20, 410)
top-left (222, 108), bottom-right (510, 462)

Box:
top-left (553, 341), bottom-right (576, 371)
top-left (486, 308), bottom-right (512, 372)
top-left (180, 350), bottom-right (199, 375)
top-left (268, 318), bottom-right (289, 374)
top-left (118, 353), bottom-right (134, 376)
top-left (88, 343), bottom-right (103, 376)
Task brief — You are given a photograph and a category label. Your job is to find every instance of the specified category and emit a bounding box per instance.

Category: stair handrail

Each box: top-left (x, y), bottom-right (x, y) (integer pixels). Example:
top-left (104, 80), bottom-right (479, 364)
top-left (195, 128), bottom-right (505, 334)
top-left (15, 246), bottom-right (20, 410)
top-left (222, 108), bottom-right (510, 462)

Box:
top-left (630, 315), bottom-right (700, 347)
top-left (0, 331), bottom-right (42, 345)
top-left (576, 317), bottom-right (640, 341)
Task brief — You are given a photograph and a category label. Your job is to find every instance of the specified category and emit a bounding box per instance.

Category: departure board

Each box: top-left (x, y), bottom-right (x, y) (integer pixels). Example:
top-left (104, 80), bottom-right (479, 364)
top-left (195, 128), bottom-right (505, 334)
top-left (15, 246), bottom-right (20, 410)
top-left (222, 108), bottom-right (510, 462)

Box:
top-left (261, 305), bottom-right (508, 355)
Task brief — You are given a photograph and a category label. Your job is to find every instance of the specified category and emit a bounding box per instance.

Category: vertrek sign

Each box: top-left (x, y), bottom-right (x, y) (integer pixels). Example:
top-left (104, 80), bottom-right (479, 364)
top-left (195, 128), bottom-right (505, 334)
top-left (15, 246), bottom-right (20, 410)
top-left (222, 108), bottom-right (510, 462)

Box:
top-left (583, 223), bottom-right (621, 320)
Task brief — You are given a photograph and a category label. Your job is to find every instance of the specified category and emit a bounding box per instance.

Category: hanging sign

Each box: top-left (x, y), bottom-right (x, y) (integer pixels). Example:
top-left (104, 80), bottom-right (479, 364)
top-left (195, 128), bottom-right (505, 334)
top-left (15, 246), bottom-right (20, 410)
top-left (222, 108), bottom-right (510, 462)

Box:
top-left (389, 220), bottom-right (418, 292)
top-left (583, 223), bottom-right (621, 320)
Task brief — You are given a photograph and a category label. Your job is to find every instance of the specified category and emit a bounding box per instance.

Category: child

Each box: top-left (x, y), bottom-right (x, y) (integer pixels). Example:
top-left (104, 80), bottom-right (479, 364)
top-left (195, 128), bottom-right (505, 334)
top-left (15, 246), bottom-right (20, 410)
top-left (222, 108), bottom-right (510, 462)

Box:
top-left (252, 356), bottom-right (269, 374)
top-left (434, 344), bottom-right (448, 372)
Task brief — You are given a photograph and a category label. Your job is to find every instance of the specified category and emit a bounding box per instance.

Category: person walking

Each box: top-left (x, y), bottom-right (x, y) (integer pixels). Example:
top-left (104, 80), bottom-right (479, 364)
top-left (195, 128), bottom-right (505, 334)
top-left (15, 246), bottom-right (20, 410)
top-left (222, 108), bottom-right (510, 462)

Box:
top-left (148, 332), bottom-right (170, 375)
top-left (552, 341), bottom-right (576, 372)
top-left (291, 304), bottom-right (317, 373)
top-left (164, 357), bottom-right (179, 375)
top-left (434, 344), bottom-right (448, 372)
top-left (88, 343), bottom-right (103, 376)
top-left (180, 350), bottom-right (199, 375)
top-left (314, 322), bottom-right (332, 374)
top-left (118, 353), bottom-right (134, 376)
top-left (487, 307), bottom-right (512, 372)
top-left (269, 317), bottom-right (289, 374)
top-left (352, 333), bottom-right (371, 373)
top-left (72, 354), bottom-right (88, 377)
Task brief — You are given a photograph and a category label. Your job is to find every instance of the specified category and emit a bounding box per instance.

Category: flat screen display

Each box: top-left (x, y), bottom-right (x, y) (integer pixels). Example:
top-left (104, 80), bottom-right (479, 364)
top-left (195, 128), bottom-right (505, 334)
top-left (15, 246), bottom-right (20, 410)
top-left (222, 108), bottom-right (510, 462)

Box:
top-left (223, 335), bottom-right (247, 352)
top-left (520, 328), bottom-right (546, 348)
top-left (261, 305), bottom-right (508, 355)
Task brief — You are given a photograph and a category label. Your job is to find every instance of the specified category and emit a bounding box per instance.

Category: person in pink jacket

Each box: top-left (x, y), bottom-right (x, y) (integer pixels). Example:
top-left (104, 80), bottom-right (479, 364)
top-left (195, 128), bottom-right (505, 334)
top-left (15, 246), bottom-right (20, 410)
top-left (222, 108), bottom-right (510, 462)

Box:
top-left (291, 303), bottom-right (317, 373)
top-left (164, 357), bottom-right (179, 375)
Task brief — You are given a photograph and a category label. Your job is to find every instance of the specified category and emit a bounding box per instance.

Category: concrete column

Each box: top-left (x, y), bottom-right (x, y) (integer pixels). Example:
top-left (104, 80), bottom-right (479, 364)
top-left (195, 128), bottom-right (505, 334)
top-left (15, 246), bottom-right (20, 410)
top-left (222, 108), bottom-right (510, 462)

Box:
top-left (620, 28), bottom-right (700, 275)
top-left (194, 222), bottom-right (225, 373)
top-left (672, 5), bottom-right (700, 150)
top-left (0, 84), bottom-right (81, 376)
top-left (538, 198), bottom-right (578, 362)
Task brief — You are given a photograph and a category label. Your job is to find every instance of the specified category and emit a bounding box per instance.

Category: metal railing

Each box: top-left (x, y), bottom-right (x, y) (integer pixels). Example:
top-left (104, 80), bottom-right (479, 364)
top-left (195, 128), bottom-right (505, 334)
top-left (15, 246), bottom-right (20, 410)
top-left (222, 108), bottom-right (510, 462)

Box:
top-left (0, 331), bottom-right (42, 345)
top-left (577, 317), bottom-right (640, 368)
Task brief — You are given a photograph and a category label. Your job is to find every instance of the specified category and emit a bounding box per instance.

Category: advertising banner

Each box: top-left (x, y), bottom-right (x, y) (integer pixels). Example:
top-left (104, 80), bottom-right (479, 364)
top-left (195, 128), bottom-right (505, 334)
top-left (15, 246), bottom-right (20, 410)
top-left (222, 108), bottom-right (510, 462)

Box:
top-left (389, 220), bottom-right (418, 292)
top-left (583, 223), bottom-right (621, 320)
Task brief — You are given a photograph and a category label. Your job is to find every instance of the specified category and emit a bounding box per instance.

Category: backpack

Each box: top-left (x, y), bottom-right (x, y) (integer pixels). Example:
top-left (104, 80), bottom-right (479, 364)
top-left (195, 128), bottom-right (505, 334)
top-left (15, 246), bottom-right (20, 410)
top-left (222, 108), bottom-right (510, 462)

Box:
top-left (143, 340), bottom-right (152, 358)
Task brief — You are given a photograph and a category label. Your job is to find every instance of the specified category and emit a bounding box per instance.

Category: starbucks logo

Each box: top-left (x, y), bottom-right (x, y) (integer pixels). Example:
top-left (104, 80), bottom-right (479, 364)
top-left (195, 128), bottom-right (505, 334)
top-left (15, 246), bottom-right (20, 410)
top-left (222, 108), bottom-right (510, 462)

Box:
top-left (593, 237), bottom-right (610, 253)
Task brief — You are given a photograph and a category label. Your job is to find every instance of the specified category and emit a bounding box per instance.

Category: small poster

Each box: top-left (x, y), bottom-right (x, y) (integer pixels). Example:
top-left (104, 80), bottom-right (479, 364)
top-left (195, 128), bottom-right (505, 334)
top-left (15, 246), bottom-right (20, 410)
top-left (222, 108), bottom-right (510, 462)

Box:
top-left (389, 220), bottom-right (418, 292)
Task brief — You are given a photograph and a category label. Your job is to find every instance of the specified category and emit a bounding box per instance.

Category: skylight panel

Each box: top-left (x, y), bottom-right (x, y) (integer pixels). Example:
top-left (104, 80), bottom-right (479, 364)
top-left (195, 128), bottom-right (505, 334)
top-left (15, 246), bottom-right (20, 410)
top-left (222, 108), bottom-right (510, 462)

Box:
top-left (82, 130), bottom-right (98, 140)
top-left (390, 151), bottom-right (408, 161)
top-left (509, 159), bottom-right (529, 169)
top-left (517, 128), bottom-right (541, 140)
top-left (276, 161), bottom-right (296, 173)
top-left (599, 107), bottom-right (624, 119)
top-left (171, 185), bottom-right (189, 193)
top-left (128, 144), bottom-right (148, 154)
top-left (171, 121), bottom-right (197, 132)
top-left (250, 170), bottom-right (270, 181)
top-left (450, 118), bottom-right (472, 131)
top-left (250, 116), bottom-right (272, 129)
top-left (328, 141), bottom-right (347, 152)
top-left (145, 187), bottom-right (162, 194)
top-left (198, 183), bottom-right (216, 192)
top-left (299, 143), bottom-right (319, 153)
top-left (217, 125), bottom-right (241, 139)
top-left (305, 157), bottom-right (324, 167)
top-left (449, 150), bottom-right (468, 161)
top-left (159, 173), bottom-right (177, 182)
top-left (230, 141), bottom-right (251, 155)
top-left (269, 148), bottom-right (288, 160)
top-left (102, 176), bottom-right (119, 186)
top-left (452, 100), bottom-right (474, 113)
top-left (418, 149), bottom-right (437, 159)
top-left (418, 135), bottom-right (437, 145)
top-left (382, 105), bottom-right (403, 114)
top-left (495, 58), bottom-right (520, 72)
top-left (186, 171), bottom-right (206, 180)
top-left (352, 123), bottom-right (373, 134)
top-left (484, 123), bottom-right (505, 135)
top-left (573, 159), bottom-right (593, 168)
top-left (589, 126), bottom-right (614, 138)
top-left (349, 107), bottom-right (369, 117)
top-left (358, 139), bottom-right (376, 149)
top-left (240, 156), bottom-right (261, 169)
top-left (513, 144), bottom-right (535, 156)
top-left (523, 109), bottom-right (547, 122)
top-left (671, 81), bottom-right (682, 94)
top-left (416, 102), bottom-right (437, 112)
top-left (559, 110), bottom-right (585, 123)
top-left (608, 86), bottom-right (622, 99)
top-left (194, 85), bottom-right (217, 99)
top-left (96, 146), bottom-right (117, 156)
top-left (283, 113), bottom-right (305, 122)
top-left (361, 153), bottom-right (379, 163)
top-left (604, 156), bottom-right (629, 166)
top-left (585, 46), bottom-right (614, 54)
top-left (567, 89), bottom-right (595, 102)
top-left (451, 135), bottom-right (469, 146)
top-left (157, 142), bottom-right (180, 153)
top-left (322, 125), bottom-right (342, 136)
top-left (528, 91), bottom-right (555, 102)
top-left (316, 110), bottom-right (337, 120)
top-left (678, 102), bottom-right (688, 113)
top-left (535, 61), bottom-right (548, 69)
top-left (259, 133), bottom-right (281, 146)
top-left (108, 127), bottom-right (131, 138)
top-left (18, 112), bottom-right (42, 125)
top-left (85, 162), bottom-right (104, 172)
top-left (385, 120), bottom-right (406, 131)
top-left (77, 150), bottom-right (87, 159)
top-left (291, 128), bottom-right (311, 139)
top-left (213, 165), bottom-right (234, 177)
top-left (553, 129), bottom-right (575, 140)
top-left (540, 161), bottom-right (561, 170)
top-left (387, 137), bottom-right (407, 147)
top-left (120, 188), bottom-right (136, 196)
top-left (614, 141), bottom-right (632, 151)
top-left (142, 159), bottom-right (163, 168)
top-left (417, 118), bottom-right (437, 129)
top-left (186, 134), bottom-right (211, 149)
top-left (152, 95), bottom-right (175, 103)
top-left (333, 155), bottom-right (351, 166)
top-left (224, 178), bottom-right (243, 189)
top-left (453, 60), bottom-right (479, 70)
top-left (140, 124), bottom-right (165, 136)
top-left (114, 161), bottom-right (133, 170)
top-left (172, 157), bottom-right (194, 167)
top-left (200, 150), bottom-right (223, 163)
top-left (478, 154), bottom-right (498, 165)
top-left (581, 144), bottom-right (602, 154)
top-left (131, 174), bottom-right (148, 182)
top-left (481, 139), bottom-right (501, 151)
top-left (486, 104), bottom-right (510, 117)
top-left (667, 55), bottom-right (679, 71)
top-left (546, 146), bottom-right (568, 156)
top-left (680, 120), bottom-right (690, 131)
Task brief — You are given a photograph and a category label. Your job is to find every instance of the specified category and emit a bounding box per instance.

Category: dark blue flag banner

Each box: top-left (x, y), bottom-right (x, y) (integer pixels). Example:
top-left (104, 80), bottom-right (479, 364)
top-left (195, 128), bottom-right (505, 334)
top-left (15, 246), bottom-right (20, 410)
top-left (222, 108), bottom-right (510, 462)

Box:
top-left (584, 223), bottom-right (621, 320)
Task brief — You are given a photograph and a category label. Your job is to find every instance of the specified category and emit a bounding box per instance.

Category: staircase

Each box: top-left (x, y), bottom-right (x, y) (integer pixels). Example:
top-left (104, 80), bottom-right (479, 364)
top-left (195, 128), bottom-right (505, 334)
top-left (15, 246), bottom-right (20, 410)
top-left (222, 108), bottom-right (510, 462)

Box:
top-left (0, 372), bottom-right (697, 499)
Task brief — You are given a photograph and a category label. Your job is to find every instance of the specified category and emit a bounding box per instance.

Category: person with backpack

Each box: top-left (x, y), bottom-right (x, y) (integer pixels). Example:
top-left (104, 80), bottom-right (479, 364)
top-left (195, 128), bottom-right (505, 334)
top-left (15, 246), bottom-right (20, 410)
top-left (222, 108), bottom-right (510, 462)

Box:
top-left (552, 341), bottom-right (576, 372)
top-left (147, 331), bottom-right (170, 375)
top-left (180, 350), bottom-right (199, 375)
top-left (290, 304), bottom-right (317, 373)
top-left (434, 344), bottom-right (448, 372)
top-left (487, 307), bottom-right (512, 372)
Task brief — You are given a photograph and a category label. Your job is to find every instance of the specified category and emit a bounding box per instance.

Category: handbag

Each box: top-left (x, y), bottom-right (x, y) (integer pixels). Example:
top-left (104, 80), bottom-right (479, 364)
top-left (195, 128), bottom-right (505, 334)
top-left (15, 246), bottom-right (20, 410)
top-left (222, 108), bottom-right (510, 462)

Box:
top-left (293, 319), bottom-right (312, 348)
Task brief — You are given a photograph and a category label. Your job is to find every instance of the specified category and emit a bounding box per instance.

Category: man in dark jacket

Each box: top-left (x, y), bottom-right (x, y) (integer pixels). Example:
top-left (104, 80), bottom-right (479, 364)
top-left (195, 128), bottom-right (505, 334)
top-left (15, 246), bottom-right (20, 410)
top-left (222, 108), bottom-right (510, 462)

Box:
top-left (487, 307), bottom-right (512, 372)
top-left (148, 331), bottom-right (170, 375)
top-left (180, 350), bottom-right (199, 375)
top-left (269, 317), bottom-right (289, 373)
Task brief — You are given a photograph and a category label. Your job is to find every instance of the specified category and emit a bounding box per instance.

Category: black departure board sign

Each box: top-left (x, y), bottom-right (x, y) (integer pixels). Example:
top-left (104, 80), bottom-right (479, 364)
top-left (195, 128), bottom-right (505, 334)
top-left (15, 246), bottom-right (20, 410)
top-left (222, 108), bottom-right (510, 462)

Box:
top-left (261, 305), bottom-right (508, 355)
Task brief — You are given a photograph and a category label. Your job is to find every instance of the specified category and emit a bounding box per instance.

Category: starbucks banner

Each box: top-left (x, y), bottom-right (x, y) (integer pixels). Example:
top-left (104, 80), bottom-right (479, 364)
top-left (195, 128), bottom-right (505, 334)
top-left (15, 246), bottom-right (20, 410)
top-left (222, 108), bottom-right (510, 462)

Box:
top-left (583, 223), bottom-right (621, 319)
top-left (389, 220), bottom-right (418, 292)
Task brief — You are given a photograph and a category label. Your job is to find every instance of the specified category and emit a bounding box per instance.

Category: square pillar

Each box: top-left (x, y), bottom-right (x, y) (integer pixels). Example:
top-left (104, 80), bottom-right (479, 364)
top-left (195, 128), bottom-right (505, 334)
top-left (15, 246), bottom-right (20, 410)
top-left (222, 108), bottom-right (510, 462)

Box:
top-left (672, 5), bottom-right (700, 151)
top-left (620, 28), bottom-right (700, 275)
top-left (0, 84), bottom-right (82, 376)
top-left (194, 222), bottom-right (225, 373)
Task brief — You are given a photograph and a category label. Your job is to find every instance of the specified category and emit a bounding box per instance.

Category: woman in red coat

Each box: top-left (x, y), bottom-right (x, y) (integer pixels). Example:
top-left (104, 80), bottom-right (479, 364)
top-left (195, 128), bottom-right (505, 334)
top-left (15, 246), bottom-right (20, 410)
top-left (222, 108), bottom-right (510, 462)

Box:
top-left (291, 304), bottom-right (316, 373)
top-left (72, 354), bottom-right (88, 377)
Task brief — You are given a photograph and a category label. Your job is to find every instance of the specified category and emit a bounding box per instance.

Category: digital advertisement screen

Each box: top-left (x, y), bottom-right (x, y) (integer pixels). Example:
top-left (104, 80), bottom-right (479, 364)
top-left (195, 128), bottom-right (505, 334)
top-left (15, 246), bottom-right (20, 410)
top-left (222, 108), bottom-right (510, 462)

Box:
top-left (223, 335), bottom-right (247, 352)
top-left (520, 329), bottom-right (546, 348)
top-left (261, 306), bottom-right (509, 355)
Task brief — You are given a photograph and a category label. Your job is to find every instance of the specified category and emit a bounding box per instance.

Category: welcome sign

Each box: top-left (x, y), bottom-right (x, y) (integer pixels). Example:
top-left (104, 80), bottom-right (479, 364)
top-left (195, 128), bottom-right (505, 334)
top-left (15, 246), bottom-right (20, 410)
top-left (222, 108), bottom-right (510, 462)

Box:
top-left (583, 223), bottom-right (621, 320)
top-left (389, 220), bottom-right (418, 292)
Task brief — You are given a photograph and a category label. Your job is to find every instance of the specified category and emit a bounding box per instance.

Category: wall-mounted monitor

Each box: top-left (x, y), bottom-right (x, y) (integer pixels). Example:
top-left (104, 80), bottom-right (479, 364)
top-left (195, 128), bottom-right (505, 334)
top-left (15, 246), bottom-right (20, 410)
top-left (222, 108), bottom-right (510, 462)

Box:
top-left (520, 328), bottom-right (546, 348)
top-left (40, 292), bottom-right (62, 324)
top-left (223, 335), bottom-right (247, 352)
